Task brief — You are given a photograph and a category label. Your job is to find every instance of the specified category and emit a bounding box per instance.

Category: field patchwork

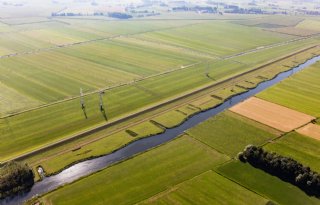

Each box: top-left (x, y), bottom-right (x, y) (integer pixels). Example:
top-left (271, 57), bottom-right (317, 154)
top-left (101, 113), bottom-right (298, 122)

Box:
top-left (296, 123), bottom-right (320, 141)
top-left (139, 170), bottom-right (269, 205)
top-left (40, 136), bottom-right (229, 205)
top-left (229, 97), bottom-right (315, 132)
top-left (136, 21), bottom-right (293, 57)
top-left (187, 111), bottom-right (278, 157)
top-left (257, 61), bottom-right (320, 117)
top-left (265, 132), bottom-right (320, 172)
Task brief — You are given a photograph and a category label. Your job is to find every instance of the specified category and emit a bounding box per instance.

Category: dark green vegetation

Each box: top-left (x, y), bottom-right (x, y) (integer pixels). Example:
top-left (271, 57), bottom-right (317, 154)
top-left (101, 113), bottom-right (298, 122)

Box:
top-left (239, 145), bottom-right (320, 197)
top-left (0, 161), bottom-right (34, 199)
top-left (218, 161), bottom-right (320, 205)
top-left (265, 132), bottom-right (320, 173)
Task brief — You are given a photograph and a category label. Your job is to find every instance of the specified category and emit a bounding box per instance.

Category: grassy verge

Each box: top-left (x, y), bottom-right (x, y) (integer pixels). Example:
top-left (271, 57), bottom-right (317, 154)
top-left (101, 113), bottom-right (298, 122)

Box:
top-left (151, 110), bottom-right (188, 128)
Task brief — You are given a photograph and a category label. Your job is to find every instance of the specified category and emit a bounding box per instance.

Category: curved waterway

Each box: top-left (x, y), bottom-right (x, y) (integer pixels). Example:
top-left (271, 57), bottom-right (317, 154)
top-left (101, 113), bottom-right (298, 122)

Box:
top-left (2, 56), bottom-right (320, 205)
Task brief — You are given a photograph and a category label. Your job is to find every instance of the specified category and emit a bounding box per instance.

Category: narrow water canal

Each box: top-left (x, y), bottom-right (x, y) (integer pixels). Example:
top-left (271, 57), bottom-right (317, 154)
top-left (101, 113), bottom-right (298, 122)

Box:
top-left (2, 56), bottom-right (320, 205)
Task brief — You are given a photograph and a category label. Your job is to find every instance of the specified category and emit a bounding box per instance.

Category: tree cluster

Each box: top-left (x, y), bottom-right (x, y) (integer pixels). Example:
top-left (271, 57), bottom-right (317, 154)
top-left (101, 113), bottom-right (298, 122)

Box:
top-left (238, 145), bottom-right (320, 197)
top-left (0, 161), bottom-right (34, 199)
top-left (108, 12), bottom-right (133, 19)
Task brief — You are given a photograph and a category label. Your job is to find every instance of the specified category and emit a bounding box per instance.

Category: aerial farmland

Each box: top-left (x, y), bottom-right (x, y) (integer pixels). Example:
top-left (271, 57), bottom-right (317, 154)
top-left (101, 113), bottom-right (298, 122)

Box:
top-left (0, 0), bottom-right (320, 204)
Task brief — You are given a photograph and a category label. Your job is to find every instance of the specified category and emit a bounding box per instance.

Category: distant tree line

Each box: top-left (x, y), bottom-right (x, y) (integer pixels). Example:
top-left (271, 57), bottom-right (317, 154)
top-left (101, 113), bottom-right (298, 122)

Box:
top-left (0, 161), bottom-right (34, 199)
top-left (172, 6), bottom-right (218, 13)
top-left (52, 12), bottom-right (132, 19)
top-left (224, 7), bottom-right (263, 14)
top-left (238, 145), bottom-right (320, 197)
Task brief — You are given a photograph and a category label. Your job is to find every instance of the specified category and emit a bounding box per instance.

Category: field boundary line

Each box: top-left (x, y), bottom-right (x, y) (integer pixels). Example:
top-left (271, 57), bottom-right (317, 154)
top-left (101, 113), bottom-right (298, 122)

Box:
top-left (133, 170), bottom-right (214, 205)
top-left (214, 169), bottom-right (274, 203)
top-left (184, 132), bottom-right (228, 156)
top-left (2, 45), bottom-right (319, 163)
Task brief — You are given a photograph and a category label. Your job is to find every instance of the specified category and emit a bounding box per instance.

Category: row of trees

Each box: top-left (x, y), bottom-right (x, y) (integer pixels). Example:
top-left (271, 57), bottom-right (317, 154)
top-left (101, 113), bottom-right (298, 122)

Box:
top-left (52, 12), bottom-right (133, 19)
top-left (238, 145), bottom-right (320, 197)
top-left (0, 161), bottom-right (34, 199)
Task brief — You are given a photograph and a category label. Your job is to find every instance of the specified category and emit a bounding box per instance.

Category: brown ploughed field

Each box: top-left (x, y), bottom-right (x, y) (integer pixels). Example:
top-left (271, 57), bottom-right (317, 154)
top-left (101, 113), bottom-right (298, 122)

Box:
top-left (229, 97), bottom-right (315, 132)
top-left (297, 123), bottom-right (320, 141)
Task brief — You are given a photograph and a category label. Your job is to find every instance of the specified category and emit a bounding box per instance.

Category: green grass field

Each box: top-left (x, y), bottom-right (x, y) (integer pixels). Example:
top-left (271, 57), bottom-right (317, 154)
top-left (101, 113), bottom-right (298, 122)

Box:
top-left (264, 132), bottom-right (320, 172)
top-left (218, 161), bottom-right (320, 205)
top-left (233, 16), bottom-right (303, 27)
top-left (40, 136), bottom-right (229, 205)
top-left (233, 38), bottom-right (319, 65)
top-left (187, 111), bottom-right (279, 157)
top-left (257, 61), bottom-right (320, 117)
top-left (152, 110), bottom-right (188, 128)
top-left (125, 121), bottom-right (164, 137)
top-left (139, 170), bottom-right (269, 205)
top-left (190, 95), bottom-right (222, 110)
top-left (296, 19), bottom-right (320, 32)
top-left (0, 44), bottom-right (317, 162)
top-left (0, 58), bottom-right (253, 161)
top-left (136, 21), bottom-right (293, 57)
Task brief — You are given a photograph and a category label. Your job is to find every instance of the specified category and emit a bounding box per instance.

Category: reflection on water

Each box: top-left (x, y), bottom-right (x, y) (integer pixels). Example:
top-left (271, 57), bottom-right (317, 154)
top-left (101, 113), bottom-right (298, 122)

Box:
top-left (1, 56), bottom-right (320, 205)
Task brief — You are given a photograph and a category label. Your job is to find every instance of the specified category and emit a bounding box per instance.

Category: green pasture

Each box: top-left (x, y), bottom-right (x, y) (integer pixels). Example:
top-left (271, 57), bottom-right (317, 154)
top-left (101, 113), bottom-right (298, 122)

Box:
top-left (152, 110), bottom-right (187, 128)
top-left (187, 111), bottom-right (279, 157)
top-left (40, 136), bottom-right (229, 205)
top-left (296, 19), bottom-right (320, 32)
top-left (126, 121), bottom-right (164, 137)
top-left (139, 170), bottom-right (269, 205)
top-left (115, 36), bottom-right (216, 60)
top-left (0, 32), bottom-right (51, 54)
top-left (0, 53), bottom-right (309, 161)
top-left (0, 17), bottom-right (319, 163)
top-left (57, 19), bottom-right (201, 37)
top-left (190, 95), bottom-right (222, 110)
top-left (136, 21), bottom-right (293, 57)
top-left (233, 38), bottom-right (320, 65)
top-left (218, 161), bottom-right (320, 205)
top-left (20, 27), bottom-right (99, 45)
top-left (233, 15), bottom-right (304, 27)
top-left (58, 39), bottom-right (197, 76)
top-left (0, 18), bottom-right (317, 117)
top-left (257, 62), bottom-right (320, 117)
top-left (0, 83), bottom-right (41, 115)
top-left (177, 105), bottom-right (200, 116)
top-left (265, 132), bottom-right (320, 172)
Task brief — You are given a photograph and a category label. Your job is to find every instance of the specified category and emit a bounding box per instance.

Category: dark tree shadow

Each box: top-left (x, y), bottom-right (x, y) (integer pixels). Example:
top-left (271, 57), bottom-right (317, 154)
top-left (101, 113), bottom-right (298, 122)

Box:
top-left (82, 107), bottom-right (88, 119)
top-left (101, 108), bottom-right (108, 121)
